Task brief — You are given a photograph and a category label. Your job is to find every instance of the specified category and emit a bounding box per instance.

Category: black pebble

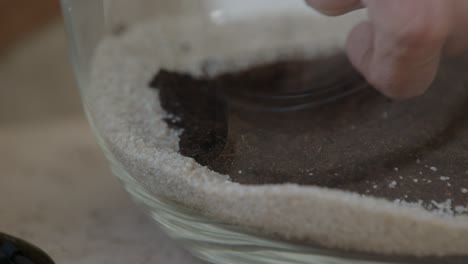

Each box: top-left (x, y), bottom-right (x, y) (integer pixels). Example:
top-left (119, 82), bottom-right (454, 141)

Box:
top-left (0, 234), bottom-right (54, 264)
top-left (13, 256), bottom-right (35, 264)
top-left (0, 250), bottom-right (10, 264)
top-left (0, 242), bottom-right (18, 258)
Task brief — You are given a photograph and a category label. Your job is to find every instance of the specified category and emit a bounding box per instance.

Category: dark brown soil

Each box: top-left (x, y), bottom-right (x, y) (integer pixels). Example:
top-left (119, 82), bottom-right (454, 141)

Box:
top-left (150, 53), bottom-right (468, 214)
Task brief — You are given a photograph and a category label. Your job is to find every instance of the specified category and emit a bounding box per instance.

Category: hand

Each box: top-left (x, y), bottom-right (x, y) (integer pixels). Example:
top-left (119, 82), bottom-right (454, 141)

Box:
top-left (305, 0), bottom-right (468, 99)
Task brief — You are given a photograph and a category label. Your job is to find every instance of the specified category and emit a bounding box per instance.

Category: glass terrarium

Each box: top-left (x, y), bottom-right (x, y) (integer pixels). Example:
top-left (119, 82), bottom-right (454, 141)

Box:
top-left (61, 0), bottom-right (468, 263)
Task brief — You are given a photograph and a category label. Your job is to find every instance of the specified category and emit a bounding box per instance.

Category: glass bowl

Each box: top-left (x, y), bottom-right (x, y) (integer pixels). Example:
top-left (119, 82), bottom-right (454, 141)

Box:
top-left (60, 1), bottom-right (468, 263)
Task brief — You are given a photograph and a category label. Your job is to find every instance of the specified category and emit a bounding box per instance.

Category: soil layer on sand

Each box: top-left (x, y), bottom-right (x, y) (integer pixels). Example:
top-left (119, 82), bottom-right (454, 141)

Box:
top-left (150, 53), bottom-right (468, 212)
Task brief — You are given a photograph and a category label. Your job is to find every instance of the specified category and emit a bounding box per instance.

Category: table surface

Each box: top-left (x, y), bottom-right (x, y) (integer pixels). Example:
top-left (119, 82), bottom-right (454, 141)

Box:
top-left (0, 118), bottom-right (207, 264)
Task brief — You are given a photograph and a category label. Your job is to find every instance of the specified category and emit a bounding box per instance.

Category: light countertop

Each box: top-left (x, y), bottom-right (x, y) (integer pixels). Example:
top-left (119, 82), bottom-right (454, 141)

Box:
top-left (0, 119), bottom-right (206, 264)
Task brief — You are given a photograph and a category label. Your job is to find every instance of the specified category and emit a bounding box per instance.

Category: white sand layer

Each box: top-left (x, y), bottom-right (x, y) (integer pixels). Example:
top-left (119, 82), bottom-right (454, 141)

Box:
top-left (89, 14), bottom-right (468, 256)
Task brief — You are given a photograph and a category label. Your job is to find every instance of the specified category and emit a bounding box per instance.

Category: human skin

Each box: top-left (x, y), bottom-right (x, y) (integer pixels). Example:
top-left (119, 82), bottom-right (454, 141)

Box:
top-left (305, 0), bottom-right (468, 99)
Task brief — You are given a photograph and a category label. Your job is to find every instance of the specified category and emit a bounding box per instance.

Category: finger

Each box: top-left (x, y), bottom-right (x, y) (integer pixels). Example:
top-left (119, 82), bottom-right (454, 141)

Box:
top-left (443, 1), bottom-right (468, 55)
top-left (305, 0), bottom-right (363, 16)
top-left (347, 0), bottom-right (451, 99)
top-left (347, 21), bottom-right (442, 99)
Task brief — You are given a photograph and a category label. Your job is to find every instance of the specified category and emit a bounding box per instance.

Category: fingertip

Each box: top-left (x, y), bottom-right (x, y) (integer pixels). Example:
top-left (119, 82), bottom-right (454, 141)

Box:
top-left (305, 0), bottom-right (362, 16)
top-left (373, 78), bottom-right (430, 99)
top-left (358, 58), bottom-right (437, 99)
top-left (346, 21), bottom-right (374, 81)
top-left (346, 21), bottom-right (439, 99)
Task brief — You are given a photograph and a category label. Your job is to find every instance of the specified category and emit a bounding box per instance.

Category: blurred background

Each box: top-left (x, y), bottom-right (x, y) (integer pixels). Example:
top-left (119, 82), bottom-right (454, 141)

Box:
top-left (0, 1), bottom-right (202, 263)
top-left (0, 0), bottom-right (81, 125)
